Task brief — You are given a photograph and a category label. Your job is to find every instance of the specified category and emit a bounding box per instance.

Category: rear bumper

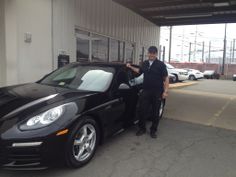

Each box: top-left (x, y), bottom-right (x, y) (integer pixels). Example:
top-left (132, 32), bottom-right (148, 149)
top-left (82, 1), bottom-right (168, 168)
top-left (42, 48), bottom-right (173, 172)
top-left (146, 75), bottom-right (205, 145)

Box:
top-left (0, 135), bottom-right (67, 170)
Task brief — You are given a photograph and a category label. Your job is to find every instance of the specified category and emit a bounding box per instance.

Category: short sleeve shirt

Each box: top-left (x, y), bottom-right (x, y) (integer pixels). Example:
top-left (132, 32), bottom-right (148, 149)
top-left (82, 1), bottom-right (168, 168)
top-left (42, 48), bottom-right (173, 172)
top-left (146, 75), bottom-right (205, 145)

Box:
top-left (140, 59), bottom-right (168, 93)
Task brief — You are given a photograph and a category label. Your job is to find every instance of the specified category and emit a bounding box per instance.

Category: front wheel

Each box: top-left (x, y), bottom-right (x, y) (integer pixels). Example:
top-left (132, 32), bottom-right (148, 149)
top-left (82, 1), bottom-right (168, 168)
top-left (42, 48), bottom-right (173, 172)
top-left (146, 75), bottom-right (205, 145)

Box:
top-left (174, 74), bottom-right (179, 82)
top-left (189, 75), bottom-right (196, 81)
top-left (65, 118), bottom-right (100, 168)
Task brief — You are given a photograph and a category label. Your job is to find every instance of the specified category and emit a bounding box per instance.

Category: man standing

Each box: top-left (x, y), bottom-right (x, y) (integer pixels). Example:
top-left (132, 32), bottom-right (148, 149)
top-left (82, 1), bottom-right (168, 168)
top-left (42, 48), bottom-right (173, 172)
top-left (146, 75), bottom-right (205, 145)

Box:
top-left (127, 46), bottom-right (169, 138)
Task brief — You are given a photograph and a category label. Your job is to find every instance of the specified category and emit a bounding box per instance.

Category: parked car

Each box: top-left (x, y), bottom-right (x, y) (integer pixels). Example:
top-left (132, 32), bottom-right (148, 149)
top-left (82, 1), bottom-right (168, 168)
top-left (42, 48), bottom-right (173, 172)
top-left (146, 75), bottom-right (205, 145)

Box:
top-left (233, 74), bottom-right (236, 81)
top-left (184, 68), bottom-right (204, 80)
top-left (203, 70), bottom-right (220, 79)
top-left (0, 62), bottom-right (165, 170)
top-left (165, 63), bottom-right (188, 82)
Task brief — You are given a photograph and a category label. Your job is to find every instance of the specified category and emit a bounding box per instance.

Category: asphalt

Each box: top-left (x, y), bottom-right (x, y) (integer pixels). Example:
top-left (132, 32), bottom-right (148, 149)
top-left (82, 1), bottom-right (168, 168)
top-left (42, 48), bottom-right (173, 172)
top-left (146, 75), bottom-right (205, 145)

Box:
top-left (1, 79), bottom-right (236, 177)
top-left (167, 79), bottom-right (236, 131)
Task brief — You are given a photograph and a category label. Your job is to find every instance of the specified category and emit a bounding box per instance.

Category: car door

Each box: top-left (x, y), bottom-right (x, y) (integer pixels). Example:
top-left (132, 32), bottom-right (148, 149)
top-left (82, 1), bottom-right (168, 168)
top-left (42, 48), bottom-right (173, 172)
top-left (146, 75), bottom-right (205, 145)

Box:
top-left (103, 68), bottom-right (131, 135)
top-left (122, 67), bottom-right (143, 125)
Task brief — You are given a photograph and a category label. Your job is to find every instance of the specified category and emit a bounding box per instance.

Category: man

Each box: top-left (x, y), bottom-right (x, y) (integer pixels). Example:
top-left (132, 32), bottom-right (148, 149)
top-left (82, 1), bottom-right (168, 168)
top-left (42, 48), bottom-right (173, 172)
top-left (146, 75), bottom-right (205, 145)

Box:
top-left (127, 46), bottom-right (169, 138)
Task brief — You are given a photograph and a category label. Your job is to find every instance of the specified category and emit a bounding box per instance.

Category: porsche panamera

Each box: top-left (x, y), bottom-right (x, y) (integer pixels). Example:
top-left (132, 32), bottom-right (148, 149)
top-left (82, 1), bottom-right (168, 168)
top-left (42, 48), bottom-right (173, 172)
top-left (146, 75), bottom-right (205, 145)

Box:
top-left (0, 62), bottom-right (165, 170)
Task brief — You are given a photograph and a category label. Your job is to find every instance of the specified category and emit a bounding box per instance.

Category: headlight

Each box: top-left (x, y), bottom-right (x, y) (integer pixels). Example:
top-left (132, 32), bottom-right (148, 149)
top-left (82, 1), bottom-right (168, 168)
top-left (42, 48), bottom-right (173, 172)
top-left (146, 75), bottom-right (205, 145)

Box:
top-left (179, 72), bottom-right (188, 75)
top-left (20, 105), bottom-right (65, 130)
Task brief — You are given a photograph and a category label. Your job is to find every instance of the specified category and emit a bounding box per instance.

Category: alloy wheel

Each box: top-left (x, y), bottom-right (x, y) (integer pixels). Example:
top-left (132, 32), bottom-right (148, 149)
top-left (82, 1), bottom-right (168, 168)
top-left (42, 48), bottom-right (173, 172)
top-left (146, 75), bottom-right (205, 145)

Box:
top-left (73, 124), bottom-right (96, 162)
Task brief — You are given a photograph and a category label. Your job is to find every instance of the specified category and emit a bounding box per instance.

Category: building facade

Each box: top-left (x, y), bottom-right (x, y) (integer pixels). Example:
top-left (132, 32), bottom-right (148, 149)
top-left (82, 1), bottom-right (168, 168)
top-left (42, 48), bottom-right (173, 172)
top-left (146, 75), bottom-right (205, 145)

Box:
top-left (0, 0), bottom-right (160, 87)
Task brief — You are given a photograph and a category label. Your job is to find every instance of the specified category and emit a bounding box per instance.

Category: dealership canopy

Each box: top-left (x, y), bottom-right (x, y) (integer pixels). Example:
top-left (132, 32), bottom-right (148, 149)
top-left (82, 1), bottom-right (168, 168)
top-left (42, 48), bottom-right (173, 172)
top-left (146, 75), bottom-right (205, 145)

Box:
top-left (113, 0), bottom-right (236, 26)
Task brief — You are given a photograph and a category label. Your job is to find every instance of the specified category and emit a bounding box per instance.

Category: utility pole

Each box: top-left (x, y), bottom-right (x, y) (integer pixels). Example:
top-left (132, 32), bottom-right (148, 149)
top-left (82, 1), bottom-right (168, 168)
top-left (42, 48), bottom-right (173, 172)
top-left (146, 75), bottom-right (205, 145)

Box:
top-left (194, 25), bottom-right (198, 61)
top-left (233, 39), bottom-right (235, 63)
top-left (169, 26), bottom-right (172, 63)
top-left (208, 41), bottom-right (211, 63)
top-left (159, 45), bottom-right (162, 60)
top-left (189, 42), bottom-right (192, 63)
top-left (222, 23), bottom-right (227, 75)
top-left (230, 41), bottom-right (233, 64)
top-left (202, 41), bottom-right (205, 63)
top-left (162, 46), bottom-right (165, 62)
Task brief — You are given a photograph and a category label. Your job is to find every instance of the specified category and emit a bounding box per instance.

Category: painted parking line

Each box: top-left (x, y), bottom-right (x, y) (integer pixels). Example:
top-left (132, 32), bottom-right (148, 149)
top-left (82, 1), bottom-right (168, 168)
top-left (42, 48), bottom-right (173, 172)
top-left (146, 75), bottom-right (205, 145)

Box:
top-left (170, 82), bottom-right (197, 89)
top-left (171, 89), bottom-right (236, 99)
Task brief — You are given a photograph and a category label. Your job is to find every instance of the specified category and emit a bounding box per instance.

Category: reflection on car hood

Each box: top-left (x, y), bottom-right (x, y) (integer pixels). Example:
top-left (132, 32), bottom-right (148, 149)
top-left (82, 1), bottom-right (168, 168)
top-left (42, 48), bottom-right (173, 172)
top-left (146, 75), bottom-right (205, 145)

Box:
top-left (0, 83), bottom-right (96, 119)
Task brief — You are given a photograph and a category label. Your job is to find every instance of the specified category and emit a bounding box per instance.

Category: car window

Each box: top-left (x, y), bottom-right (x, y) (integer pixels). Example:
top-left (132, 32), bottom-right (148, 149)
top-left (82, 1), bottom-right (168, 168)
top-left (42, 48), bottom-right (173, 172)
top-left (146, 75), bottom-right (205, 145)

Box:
top-left (39, 65), bottom-right (115, 92)
top-left (166, 63), bottom-right (175, 69)
top-left (53, 68), bottom-right (77, 81)
top-left (78, 70), bottom-right (113, 92)
top-left (116, 71), bottom-right (129, 85)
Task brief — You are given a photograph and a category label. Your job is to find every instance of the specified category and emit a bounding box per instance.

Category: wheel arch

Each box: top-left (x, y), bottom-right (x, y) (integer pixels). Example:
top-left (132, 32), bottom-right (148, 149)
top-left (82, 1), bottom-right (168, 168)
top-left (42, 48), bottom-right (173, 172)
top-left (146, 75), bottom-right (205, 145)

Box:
top-left (79, 113), bottom-right (105, 145)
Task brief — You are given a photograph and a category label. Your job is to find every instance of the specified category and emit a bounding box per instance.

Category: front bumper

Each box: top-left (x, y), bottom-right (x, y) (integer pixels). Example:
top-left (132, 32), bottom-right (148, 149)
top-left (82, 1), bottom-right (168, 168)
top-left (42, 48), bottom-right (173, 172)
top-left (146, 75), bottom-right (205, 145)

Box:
top-left (178, 74), bottom-right (188, 81)
top-left (0, 134), bottom-right (68, 170)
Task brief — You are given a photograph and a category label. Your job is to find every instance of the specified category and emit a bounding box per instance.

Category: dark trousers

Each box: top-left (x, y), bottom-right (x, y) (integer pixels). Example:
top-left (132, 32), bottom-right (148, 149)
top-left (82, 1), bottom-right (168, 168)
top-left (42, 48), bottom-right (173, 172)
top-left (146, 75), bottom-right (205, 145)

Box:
top-left (138, 90), bottom-right (162, 132)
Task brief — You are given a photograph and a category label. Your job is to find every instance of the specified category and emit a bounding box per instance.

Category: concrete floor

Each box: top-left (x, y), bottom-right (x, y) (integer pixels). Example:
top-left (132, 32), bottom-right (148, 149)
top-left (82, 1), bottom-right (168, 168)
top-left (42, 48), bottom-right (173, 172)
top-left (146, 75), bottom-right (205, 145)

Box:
top-left (166, 79), bottom-right (236, 131)
top-left (1, 79), bottom-right (236, 177)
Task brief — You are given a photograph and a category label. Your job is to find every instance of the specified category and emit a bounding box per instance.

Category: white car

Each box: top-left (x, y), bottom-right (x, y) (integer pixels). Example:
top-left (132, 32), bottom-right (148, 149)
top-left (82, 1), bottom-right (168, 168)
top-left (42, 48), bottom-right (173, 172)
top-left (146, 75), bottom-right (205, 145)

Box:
top-left (233, 74), bottom-right (236, 81)
top-left (165, 63), bottom-right (188, 82)
top-left (184, 68), bottom-right (204, 80)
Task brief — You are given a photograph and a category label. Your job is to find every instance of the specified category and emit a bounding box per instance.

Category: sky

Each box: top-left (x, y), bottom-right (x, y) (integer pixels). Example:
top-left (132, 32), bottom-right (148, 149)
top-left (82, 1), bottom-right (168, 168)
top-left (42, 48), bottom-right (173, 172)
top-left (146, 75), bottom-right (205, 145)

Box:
top-left (160, 23), bottom-right (236, 63)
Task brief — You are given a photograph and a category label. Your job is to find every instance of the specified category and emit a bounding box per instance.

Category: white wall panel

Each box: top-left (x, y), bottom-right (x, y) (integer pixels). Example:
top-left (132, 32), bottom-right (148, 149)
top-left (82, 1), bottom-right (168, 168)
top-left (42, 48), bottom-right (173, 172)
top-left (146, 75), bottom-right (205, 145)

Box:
top-left (0, 0), bottom-right (6, 87)
top-left (3, 0), bottom-right (53, 85)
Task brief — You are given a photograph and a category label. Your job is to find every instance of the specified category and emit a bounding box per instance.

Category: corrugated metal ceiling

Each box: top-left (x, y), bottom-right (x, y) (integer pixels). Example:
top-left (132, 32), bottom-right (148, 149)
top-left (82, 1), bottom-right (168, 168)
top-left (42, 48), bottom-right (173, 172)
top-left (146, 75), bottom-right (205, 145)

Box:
top-left (113, 0), bottom-right (236, 26)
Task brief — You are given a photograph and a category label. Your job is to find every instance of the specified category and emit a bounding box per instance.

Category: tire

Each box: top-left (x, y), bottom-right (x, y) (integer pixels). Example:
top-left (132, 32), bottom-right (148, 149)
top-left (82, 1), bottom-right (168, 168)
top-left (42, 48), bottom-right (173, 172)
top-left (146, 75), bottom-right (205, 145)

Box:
top-left (173, 74), bottom-right (179, 82)
top-left (65, 117), bottom-right (100, 168)
top-left (171, 75), bottom-right (177, 83)
top-left (159, 99), bottom-right (166, 120)
top-left (189, 75), bottom-right (196, 81)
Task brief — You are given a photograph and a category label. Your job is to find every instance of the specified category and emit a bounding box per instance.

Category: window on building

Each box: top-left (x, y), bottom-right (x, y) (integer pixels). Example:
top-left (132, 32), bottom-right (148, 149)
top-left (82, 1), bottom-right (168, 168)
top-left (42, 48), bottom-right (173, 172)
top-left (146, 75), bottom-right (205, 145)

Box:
top-left (109, 39), bottom-right (119, 62)
top-left (126, 42), bottom-right (135, 63)
top-left (144, 46), bottom-right (148, 61)
top-left (119, 41), bottom-right (125, 63)
top-left (139, 47), bottom-right (144, 65)
top-left (76, 29), bottom-right (90, 62)
top-left (92, 34), bottom-right (109, 62)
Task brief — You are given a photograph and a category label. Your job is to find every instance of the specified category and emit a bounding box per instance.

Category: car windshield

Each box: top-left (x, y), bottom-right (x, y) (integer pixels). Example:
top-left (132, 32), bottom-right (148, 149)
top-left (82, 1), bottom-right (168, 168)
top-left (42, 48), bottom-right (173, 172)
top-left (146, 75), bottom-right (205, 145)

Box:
top-left (39, 64), bottom-right (115, 92)
top-left (165, 63), bottom-right (175, 69)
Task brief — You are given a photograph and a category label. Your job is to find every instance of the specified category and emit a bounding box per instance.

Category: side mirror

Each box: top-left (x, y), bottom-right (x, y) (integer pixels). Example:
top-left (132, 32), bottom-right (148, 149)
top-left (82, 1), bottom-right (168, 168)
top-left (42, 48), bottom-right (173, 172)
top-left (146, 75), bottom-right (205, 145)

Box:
top-left (118, 83), bottom-right (130, 90)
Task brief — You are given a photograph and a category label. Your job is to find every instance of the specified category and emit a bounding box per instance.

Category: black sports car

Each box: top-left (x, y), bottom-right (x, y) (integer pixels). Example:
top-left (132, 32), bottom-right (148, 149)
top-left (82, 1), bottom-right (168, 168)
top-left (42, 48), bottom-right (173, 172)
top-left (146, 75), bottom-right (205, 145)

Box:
top-left (0, 62), bottom-right (165, 170)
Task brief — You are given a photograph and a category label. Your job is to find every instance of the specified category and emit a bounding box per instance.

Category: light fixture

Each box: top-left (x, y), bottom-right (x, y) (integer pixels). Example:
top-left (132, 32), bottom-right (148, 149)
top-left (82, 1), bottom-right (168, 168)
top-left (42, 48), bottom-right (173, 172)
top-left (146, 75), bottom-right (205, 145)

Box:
top-left (165, 14), bottom-right (212, 19)
top-left (213, 2), bottom-right (230, 7)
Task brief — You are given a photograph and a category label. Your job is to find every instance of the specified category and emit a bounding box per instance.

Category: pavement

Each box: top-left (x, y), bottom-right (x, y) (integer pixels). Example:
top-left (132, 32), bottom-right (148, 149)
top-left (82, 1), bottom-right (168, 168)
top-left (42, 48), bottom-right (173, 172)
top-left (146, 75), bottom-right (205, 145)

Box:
top-left (166, 79), bottom-right (236, 131)
top-left (1, 79), bottom-right (236, 177)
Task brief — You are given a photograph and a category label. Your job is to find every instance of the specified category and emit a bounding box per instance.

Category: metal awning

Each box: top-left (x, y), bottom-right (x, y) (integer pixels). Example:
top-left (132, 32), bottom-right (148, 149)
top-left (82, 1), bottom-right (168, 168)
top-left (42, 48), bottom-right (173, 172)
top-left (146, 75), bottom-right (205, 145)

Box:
top-left (113, 0), bottom-right (236, 26)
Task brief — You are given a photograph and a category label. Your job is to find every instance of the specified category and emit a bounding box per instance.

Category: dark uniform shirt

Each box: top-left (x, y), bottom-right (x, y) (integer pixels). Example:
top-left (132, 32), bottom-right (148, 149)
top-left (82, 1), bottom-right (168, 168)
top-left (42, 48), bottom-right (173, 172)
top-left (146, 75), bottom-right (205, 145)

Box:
top-left (140, 59), bottom-right (168, 93)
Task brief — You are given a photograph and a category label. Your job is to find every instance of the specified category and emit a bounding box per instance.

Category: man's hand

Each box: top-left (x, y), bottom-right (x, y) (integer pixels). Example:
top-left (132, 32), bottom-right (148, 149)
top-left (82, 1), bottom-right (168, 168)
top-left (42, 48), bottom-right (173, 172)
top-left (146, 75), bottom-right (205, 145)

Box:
top-left (126, 63), bottom-right (131, 68)
top-left (126, 63), bottom-right (140, 73)
top-left (162, 91), bottom-right (168, 99)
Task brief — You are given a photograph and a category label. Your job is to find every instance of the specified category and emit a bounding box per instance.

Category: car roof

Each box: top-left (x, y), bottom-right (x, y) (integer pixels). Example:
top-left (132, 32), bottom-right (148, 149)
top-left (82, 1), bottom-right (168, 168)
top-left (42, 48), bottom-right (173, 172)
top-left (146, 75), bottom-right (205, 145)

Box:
top-left (70, 62), bottom-right (139, 69)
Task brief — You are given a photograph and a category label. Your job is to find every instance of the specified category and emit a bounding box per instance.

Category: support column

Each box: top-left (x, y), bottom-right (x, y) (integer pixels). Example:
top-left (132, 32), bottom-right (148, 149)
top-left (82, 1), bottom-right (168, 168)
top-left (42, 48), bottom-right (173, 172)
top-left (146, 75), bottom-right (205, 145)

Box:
top-left (168, 26), bottom-right (172, 63)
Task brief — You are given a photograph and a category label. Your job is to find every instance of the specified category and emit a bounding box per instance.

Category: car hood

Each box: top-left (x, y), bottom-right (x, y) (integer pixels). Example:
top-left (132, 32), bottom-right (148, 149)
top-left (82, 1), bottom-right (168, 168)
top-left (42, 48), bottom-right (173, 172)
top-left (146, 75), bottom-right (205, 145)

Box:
top-left (0, 83), bottom-right (97, 119)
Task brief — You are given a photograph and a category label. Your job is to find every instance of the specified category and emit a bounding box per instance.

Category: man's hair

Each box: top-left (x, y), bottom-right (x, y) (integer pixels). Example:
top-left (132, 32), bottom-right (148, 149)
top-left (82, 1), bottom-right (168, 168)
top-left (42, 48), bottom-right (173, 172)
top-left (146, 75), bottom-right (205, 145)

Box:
top-left (148, 46), bottom-right (158, 54)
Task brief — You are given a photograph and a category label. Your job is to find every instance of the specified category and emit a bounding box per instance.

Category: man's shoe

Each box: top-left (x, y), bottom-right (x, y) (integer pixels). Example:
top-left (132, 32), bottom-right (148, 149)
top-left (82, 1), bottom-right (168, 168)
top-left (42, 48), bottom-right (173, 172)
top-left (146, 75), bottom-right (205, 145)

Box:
top-left (136, 129), bottom-right (146, 136)
top-left (150, 131), bottom-right (157, 139)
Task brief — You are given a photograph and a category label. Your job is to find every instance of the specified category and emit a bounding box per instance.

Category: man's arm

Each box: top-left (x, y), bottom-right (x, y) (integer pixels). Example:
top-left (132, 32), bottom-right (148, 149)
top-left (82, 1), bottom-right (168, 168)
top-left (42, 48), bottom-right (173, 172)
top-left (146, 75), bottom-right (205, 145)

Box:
top-left (162, 76), bottom-right (169, 99)
top-left (126, 63), bottom-right (140, 74)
